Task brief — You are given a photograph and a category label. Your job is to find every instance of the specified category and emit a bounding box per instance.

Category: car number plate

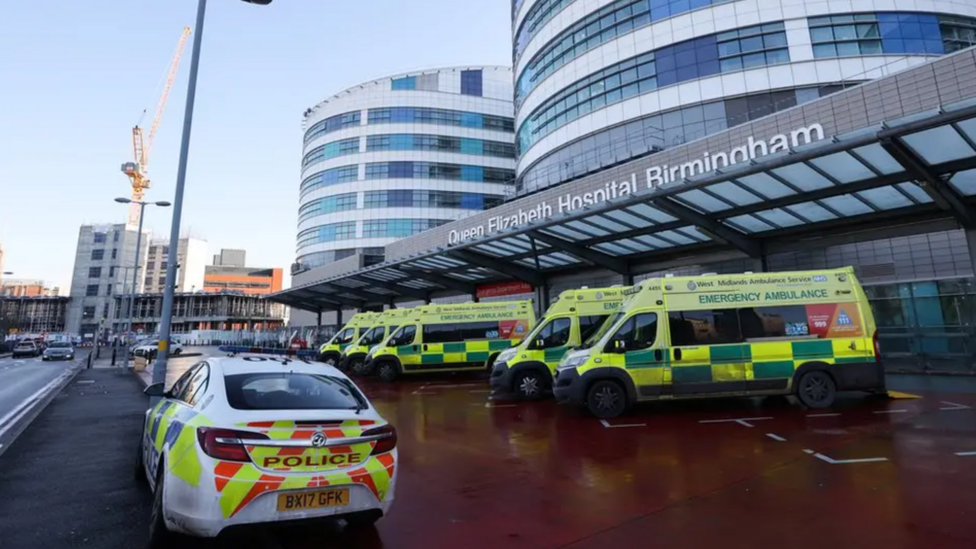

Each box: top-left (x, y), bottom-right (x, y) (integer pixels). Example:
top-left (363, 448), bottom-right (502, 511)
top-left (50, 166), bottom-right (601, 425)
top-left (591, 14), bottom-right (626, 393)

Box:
top-left (277, 488), bottom-right (350, 511)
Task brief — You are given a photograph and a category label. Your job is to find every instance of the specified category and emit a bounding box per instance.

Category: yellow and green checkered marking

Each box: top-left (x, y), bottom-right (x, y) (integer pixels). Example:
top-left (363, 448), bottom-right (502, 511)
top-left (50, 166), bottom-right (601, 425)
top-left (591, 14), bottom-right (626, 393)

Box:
top-left (396, 339), bottom-right (515, 371)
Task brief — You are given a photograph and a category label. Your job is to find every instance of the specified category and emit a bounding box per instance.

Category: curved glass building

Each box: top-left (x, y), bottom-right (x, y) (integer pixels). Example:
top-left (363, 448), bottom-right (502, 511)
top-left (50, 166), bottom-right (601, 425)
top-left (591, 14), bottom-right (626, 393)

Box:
top-left (513, 0), bottom-right (976, 196)
top-left (297, 67), bottom-right (516, 271)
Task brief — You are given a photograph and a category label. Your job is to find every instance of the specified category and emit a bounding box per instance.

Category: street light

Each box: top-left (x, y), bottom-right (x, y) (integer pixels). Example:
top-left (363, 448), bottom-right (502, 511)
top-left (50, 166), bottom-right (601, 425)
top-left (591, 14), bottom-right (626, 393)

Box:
top-left (152, 0), bottom-right (273, 399)
top-left (115, 197), bottom-right (170, 371)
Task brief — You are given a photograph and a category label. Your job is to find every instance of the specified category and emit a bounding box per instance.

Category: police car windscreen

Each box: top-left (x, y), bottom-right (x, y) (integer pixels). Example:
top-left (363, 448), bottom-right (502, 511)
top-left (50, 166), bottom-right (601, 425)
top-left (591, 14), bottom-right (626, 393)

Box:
top-left (225, 373), bottom-right (366, 411)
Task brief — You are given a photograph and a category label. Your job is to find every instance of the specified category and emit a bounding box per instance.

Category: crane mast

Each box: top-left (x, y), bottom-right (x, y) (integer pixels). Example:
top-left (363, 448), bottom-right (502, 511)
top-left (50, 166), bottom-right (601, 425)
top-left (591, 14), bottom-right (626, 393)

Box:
top-left (121, 26), bottom-right (191, 227)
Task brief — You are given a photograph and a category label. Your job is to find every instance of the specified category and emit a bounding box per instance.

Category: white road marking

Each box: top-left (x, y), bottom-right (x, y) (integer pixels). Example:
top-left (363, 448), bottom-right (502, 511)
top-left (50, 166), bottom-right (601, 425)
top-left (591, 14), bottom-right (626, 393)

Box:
top-left (803, 448), bottom-right (888, 464)
top-left (806, 413), bottom-right (841, 418)
top-left (766, 433), bottom-right (786, 442)
top-left (940, 401), bottom-right (972, 411)
top-left (955, 451), bottom-right (976, 457)
top-left (872, 409), bottom-right (908, 414)
top-left (599, 419), bottom-right (646, 428)
top-left (699, 417), bottom-right (772, 428)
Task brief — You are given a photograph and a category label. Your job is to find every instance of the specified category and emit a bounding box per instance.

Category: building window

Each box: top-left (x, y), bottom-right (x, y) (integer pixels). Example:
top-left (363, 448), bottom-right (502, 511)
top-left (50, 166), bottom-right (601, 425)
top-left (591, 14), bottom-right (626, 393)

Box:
top-left (82, 306), bottom-right (96, 319)
top-left (302, 137), bottom-right (360, 168)
top-left (113, 231), bottom-right (121, 242)
top-left (86, 284), bottom-right (99, 297)
top-left (161, 262), bottom-right (168, 270)
top-left (161, 246), bottom-right (169, 257)
top-left (88, 267), bottom-right (102, 279)
top-left (363, 190), bottom-right (502, 210)
top-left (364, 134), bottom-right (514, 158)
top-left (391, 76), bottom-right (416, 90)
top-left (149, 246), bottom-right (158, 255)
top-left (366, 107), bottom-right (514, 132)
top-left (93, 232), bottom-right (107, 244)
top-left (158, 277), bottom-right (166, 287)
top-left (810, 13), bottom-right (976, 58)
top-left (460, 70), bottom-right (483, 96)
top-left (364, 161), bottom-right (513, 184)
top-left (111, 249), bottom-right (118, 260)
top-left (102, 303), bottom-right (110, 319)
top-left (147, 262), bottom-right (155, 270)
top-left (145, 277), bottom-right (152, 287)
top-left (361, 219), bottom-right (451, 238)
top-left (298, 193), bottom-right (358, 222)
top-left (91, 249), bottom-right (105, 261)
top-left (303, 111), bottom-right (361, 143)
top-left (109, 266), bottom-right (116, 277)
top-left (715, 22), bottom-right (789, 73)
top-left (297, 222), bottom-right (358, 248)
top-left (333, 249), bottom-right (357, 261)
top-left (300, 165), bottom-right (360, 196)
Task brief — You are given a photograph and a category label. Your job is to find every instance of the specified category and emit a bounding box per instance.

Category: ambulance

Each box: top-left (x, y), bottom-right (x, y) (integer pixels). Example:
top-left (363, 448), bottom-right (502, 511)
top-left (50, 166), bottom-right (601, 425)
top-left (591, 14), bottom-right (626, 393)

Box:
top-left (489, 287), bottom-right (628, 400)
top-left (364, 301), bottom-right (537, 381)
top-left (339, 308), bottom-right (415, 375)
top-left (318, 312), bottom-right (381, 366)
top-left (553, 268), bottom-right (885, 418)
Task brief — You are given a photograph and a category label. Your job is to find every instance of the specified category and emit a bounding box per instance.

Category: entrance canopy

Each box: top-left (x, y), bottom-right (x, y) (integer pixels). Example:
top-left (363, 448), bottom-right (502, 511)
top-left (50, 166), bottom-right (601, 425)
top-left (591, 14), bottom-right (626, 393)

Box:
top-left (271, 98), bottom-right (976, 313)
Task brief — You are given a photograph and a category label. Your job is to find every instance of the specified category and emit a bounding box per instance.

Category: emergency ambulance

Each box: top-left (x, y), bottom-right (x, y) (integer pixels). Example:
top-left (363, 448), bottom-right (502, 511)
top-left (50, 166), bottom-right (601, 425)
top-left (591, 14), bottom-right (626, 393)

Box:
top-left (553, 268), bottom-right (884, 418)
top-left (340, 307), bottom-right (415, 375)
top-left (364, 301), bottom-right (537, 381)
top-left (318, 312), bottom-right (381, 366)
top-left (490, 287), bottom-right (628, 400)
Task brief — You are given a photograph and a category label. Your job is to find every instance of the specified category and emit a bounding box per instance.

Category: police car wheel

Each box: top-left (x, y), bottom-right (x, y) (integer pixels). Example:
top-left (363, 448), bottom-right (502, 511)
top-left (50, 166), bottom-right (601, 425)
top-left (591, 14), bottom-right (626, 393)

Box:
top-left (148, 467), bottom-right (175, 548)
top-left (796, 370), bottom-right (836, 409)
top-left (587, 380), bottom-right (627, 419)
top-left (377, 362), bottom-right (399, 382)
top-left (514, 371), bottom-right (545, 400)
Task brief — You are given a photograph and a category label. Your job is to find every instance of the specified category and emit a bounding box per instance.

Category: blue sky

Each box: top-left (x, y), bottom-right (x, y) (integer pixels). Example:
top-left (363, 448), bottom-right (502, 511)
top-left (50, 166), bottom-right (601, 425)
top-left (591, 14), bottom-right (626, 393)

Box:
top-left (0, 0), bottom-right (511, 292)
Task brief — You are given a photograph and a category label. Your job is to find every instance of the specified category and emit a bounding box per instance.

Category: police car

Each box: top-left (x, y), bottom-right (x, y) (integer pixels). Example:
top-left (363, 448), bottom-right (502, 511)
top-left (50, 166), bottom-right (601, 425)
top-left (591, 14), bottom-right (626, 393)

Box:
top-left (136, 355), bottom-right (398, 545)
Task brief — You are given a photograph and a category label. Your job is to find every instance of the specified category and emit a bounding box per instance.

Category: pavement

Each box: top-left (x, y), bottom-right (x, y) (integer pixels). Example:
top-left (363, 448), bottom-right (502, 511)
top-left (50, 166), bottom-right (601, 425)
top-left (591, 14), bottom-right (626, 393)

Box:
top-left (0, 362), bottom-right (974, 548)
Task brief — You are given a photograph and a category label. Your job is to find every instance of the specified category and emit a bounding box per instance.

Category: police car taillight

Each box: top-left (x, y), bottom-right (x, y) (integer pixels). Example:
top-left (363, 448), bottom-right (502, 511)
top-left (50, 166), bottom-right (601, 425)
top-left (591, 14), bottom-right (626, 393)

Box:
top-left (364, 424), bottom-right (397, 455)
top-left (197, 427), bottom-right (268, 462)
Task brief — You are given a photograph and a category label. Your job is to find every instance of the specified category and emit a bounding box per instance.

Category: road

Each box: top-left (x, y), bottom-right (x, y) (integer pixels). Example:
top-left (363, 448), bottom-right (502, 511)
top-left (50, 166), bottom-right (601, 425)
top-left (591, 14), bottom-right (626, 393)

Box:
top-left (0, 353), bottom-right (80, 431)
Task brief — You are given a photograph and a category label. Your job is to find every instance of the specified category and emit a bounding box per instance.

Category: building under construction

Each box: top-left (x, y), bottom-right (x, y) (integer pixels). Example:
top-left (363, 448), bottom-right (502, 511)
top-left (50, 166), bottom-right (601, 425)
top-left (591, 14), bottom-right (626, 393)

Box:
top-left (112, 291), bottom-right (285, 334)
top-left (0, 296), bottom-right (70, 335)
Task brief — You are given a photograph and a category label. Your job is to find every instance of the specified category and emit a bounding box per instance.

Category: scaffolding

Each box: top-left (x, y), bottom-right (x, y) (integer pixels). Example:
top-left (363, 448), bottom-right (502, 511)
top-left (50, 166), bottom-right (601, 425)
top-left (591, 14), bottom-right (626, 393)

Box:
top-left (0, 296), bottom-right (70, 335)
top-left (112, 291), bottom-right (285, 334)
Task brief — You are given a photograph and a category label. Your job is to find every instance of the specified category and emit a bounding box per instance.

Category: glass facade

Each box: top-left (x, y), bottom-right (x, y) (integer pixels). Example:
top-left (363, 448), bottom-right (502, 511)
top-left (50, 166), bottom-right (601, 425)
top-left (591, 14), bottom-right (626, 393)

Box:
top-left (362, 219), bottom-right (452, 238)
top-left (300, 165), bottom-right (359, 196)
top-left (461, 70), bottom-right (483, 96)
top-left (297, 222), bottom-right (358, 248)
top-left (299, 193), bottom-right (358, 222)
top-left (365, 161), bottom-right (514, 184)
top-left (810, 12), bottom-right (976, 58)
top-left (363, 190), bottom-right (504, 210)
top-left (518, 22), bottom-right (790, 154)
top-left (304, 111), bottom-right (361, 143)
top-left (366, 134), bottom-right (515, 158)
top-left (517, 84), bottom-right (854, 195)
top-left (301, 137), bottom-right (360, 168)
top-left (367, 107), bottom-right (515, 132)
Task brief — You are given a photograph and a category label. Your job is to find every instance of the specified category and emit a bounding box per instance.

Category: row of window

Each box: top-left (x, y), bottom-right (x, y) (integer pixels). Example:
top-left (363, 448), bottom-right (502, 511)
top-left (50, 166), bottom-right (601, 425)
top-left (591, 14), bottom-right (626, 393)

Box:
top-left (297, 247), bottom-right (386, 270)
top-left (363, 162), bottom-right (515, 184)
top-left (300, 165), bottom-right (359, 195)
top-left (304, 111), bottom-right (361, 144)
top-left (367, 107), bottom-right (515, 132)
top-left (390, 70), bottom-right (484, 96)
top-left (92, 231), bottom-right (121, 244)
top-left (90, 249), bottom-right (119, 261)
top-left (518, 22), bottom-right (789, 153)
top-left (809, 12), bottom-right (976, 59)
top-left (297, 219), bottom-right (451, 248)
top-left (298, 191), bottom-right (504, 222)
top-left (517, 83), bottom-right (851, 196)
top-left (366, 134), bottom-right (515, 158)
top-left (517, 0), bottom-right (651, 105)
top-left (302, 138), bottom-right (360, 168)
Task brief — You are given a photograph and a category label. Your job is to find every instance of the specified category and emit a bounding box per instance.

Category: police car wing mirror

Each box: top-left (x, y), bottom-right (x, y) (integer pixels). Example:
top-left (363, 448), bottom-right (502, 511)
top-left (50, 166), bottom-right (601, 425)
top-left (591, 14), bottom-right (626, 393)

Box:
top-left (144, 382), bottom-right (166, 398)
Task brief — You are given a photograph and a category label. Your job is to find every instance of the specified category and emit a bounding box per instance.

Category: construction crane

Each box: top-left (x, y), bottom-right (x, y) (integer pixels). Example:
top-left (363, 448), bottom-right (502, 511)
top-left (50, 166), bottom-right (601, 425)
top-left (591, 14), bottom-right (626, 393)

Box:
top-left (121, 26), bottom-right (192, 227)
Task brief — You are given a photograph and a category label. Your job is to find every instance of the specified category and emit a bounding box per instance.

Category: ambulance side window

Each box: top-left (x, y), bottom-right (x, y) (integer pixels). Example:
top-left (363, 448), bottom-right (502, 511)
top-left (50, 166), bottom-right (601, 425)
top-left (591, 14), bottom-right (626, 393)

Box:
top-left (668, 310), bottom-right (741, 346)
top-left (738, 306), bottom-right (811, 339)
top-left (334, 328), bottom-right (355, 344)
top-left (391, 325), bottom-right (416, 346)
top-left (609, 313), bottom-right (658, 351)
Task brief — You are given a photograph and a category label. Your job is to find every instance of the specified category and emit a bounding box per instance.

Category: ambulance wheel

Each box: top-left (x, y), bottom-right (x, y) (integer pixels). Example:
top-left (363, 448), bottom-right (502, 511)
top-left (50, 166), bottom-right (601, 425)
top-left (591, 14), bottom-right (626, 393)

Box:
top-left (148, 466), bottom-right (176, 548)
top-left (586, 380), bottom-right (627, 419)
top-left (134, 439), bottom-right (145, 482)
top-left (514, 371), bottom-right (546, 400)
top-left (350, 358), bottom-right (366, 376)
top-left (796, 370), bottom-right (836, 409)
top-left (376, 362), bottom-right (400, 382)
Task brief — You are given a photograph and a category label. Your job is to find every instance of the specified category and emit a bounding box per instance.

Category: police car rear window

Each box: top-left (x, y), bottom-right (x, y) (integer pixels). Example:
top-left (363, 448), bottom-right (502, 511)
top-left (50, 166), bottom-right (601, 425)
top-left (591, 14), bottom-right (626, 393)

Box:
top-left (224, 373), bottom-right (366, 411)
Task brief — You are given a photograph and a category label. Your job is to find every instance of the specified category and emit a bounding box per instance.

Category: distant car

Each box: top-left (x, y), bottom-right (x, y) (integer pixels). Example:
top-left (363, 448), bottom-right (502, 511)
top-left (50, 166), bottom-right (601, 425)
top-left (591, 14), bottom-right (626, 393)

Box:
top-left (136, 355), bottom-right (397, 544)
top-left (42, 341), bottom-right (75, 361)
top-left (12, 342), bottom-right (40, 358)
top-left (134, 340), bottom-right (184, 358)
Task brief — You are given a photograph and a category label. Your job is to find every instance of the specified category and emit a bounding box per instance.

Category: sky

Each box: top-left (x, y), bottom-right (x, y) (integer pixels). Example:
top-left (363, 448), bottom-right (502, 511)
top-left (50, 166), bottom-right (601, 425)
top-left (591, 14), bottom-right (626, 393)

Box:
top-left (0, 0), bottom-right (511, 293)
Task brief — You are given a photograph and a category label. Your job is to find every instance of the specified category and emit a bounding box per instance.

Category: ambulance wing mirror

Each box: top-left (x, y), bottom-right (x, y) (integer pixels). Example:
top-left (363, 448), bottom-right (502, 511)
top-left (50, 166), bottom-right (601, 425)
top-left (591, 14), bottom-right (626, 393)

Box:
top-left (535, 339), bottom-right (545, 349)
top-left (144, 382), bottom-right (166, 398)
top-left (612, 339), bottom-right (627, 353)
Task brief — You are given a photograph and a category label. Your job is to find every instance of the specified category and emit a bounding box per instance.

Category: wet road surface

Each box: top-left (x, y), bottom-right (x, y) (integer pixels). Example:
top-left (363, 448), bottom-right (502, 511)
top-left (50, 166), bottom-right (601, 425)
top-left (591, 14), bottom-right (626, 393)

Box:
top-left (0, 368), bottom-right (973, 548)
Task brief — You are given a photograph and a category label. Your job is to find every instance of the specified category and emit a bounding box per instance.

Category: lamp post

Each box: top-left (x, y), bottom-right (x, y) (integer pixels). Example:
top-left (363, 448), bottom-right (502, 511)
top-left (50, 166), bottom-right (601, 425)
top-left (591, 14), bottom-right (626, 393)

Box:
top-left (152, 0), bottom-right (273, 400)
top-left (115, 198), bottom-right (170, 371)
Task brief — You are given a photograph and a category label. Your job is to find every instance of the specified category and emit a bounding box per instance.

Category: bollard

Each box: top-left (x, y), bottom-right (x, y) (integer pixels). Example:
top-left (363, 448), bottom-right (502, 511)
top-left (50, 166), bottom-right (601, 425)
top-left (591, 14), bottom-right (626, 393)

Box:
top-left (111, 348), bottom-right (117, 366)
top-left (86, 352), bottom-right (93, 369)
